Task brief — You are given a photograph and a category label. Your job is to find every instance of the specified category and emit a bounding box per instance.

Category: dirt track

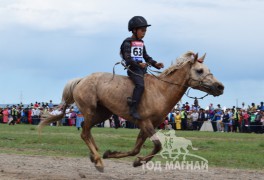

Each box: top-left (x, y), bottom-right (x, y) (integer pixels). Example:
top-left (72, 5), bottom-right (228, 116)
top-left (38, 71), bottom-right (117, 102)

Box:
top-left (0, 154), bottom-right (263, 180)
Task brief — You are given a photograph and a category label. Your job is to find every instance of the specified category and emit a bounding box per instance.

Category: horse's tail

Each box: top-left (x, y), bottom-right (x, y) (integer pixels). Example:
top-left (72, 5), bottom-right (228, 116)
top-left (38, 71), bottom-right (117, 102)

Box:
top-left (38, 78), bottom-right (83, 132)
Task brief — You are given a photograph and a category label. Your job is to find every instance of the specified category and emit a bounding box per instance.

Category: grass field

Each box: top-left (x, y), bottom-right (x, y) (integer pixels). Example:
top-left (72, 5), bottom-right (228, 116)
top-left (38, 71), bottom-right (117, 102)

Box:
top-left (0, 124), bottom-right (263, 170)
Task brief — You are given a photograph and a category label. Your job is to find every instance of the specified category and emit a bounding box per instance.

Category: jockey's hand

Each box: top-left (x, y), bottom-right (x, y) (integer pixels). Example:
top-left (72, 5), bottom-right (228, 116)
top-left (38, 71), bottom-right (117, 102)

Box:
top-left (155, 62), bottom-right (164, 69)
top-left (139, 63), bottom-right (148, 68)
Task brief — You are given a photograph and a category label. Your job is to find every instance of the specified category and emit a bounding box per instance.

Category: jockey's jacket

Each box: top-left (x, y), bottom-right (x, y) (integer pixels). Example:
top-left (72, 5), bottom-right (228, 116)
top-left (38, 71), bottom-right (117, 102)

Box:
top-left (120, 37), bottom-right (157, 70)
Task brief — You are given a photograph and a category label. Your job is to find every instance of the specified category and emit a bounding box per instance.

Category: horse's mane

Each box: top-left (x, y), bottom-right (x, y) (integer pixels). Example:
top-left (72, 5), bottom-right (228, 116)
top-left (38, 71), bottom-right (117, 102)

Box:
top-left (158, 50), bottom-right (195, 78)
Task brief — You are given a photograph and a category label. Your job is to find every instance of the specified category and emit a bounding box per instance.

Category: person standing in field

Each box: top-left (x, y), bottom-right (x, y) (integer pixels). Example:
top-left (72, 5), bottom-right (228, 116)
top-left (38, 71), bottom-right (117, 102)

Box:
top-left (2, 107), bottom-right (9, 123)
top-left (175, 111), bottom-right (181, 130)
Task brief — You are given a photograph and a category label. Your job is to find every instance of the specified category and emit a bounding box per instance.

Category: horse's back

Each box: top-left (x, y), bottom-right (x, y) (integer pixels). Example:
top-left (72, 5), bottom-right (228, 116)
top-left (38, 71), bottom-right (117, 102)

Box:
top-left (74, 72), bottom-right (133, 105)
top-left (82, 72), bottom-right (134, 91)
top-left (73, 72), bottom-right (158, 118)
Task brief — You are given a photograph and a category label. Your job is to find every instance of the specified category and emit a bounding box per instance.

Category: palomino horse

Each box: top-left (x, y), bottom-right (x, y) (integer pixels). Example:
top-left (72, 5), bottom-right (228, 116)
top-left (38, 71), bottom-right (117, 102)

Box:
top-left (39, 51), bottom-right (224, 171)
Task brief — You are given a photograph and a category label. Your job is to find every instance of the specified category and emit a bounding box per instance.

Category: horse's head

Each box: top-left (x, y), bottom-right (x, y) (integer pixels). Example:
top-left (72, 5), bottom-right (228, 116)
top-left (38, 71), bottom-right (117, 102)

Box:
top-left (188, 53), bottom-right (224, 96)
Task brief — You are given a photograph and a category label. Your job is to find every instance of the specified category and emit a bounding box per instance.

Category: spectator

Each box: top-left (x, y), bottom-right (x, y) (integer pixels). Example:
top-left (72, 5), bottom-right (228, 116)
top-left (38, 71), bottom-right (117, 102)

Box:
top-left (2, 107), bottom-right (9, 123)
top-left (164, 116), bottom-right (172, 130)
top-left (209, 103), bottom-right (214, 113)
top-left (190, 104), bottom-right (199, 111)
top-left (210, 110), bottom-right (217, 132)
top-left (68, 108), bottom-right (76, 126)
top-left (261, 111), bottom-right (264, 133)
top-left (181, 109), bottom-right (187, 130)
top-left (23, 106), bottom-right (29, 124)
top-left (249, 103), bottom-right (256, 112)
top-left (198, 108), bottom-right (206, 130)
top-left (75, 108), bottom-right (84, 130)
top-left (16, 106), bottom-right (22, 124)
top-left (227, 109), bottom-right (233, 132)
top-left (241, 109), bottom-right (249, 132)
top-left (241, 102), bottom-right (247, 111)
top-left (232, 108), bottom-right (240, 132)
top-left (27, 107), bottom-right (32, 124)
top-left (191, 110), bottom-right (199, 130)
top-left (259, 102), bottom-right (264, 111)
top-left (175, 111), bottom-right (181, 130)
top-left (186, 111), bottom-right (193, 130)
top-left (194, 97), bottom-right (199, 109)
top-left (204, 109), bottom-right (210, 121)
top-left (63, 107), bottom-right (70, 126)
top-left (111, 114), bottom-right (120, 129)
top-left (0, 108), bottom-right (3, 123)
top-left (215, 108), bottom-right (223, 132)
top-left (168, 110), bottom-right (175, 130)
top-left (9, 105), bottom-right (18, 125)
top-left (222, 110), bottom-right (229, 132)
top-left (175, 103), bottom-right (181, 111)
top-left (49, 107), bottom-right (62, 126)
top-left (34, 102), bottom-right (39, 108)
top-left (185, 102), bottom-right (190, 111)
top-left (255, 110), bottom-right (262, 133)
top-left (48, 100), bottom-right (54, 108)
top-left (31, 107), bottom-right (41, 125)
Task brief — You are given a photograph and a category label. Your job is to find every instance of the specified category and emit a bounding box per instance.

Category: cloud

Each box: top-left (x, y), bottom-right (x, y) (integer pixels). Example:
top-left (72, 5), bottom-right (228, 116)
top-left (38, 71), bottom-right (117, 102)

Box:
top-left (1, 0), bottom-right (264, 38)
top-left (0, 0), bottom-right (263, 105)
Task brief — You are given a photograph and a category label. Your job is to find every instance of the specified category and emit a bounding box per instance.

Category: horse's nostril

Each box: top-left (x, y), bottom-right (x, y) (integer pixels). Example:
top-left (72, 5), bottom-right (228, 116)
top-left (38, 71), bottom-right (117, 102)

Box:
top-left (217, 84), bottom-right (224, 91)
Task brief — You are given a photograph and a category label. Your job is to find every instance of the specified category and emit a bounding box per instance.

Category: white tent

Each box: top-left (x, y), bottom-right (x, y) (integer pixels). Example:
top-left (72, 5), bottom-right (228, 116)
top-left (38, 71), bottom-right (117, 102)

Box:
top-left (104, 120), bottom-right (111, 127)
top-left (200, 121), bottom-right (214, 132)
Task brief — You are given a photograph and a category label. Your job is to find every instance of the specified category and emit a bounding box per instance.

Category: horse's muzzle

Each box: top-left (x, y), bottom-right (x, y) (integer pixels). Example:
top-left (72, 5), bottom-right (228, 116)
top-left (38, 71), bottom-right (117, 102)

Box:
top-left (211, 82), bottom-right (224, 96)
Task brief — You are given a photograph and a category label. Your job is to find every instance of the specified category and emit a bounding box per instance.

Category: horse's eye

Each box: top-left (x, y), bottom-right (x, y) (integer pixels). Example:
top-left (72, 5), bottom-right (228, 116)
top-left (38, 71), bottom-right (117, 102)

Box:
top-left (196, 69), bottom-right (204, 74)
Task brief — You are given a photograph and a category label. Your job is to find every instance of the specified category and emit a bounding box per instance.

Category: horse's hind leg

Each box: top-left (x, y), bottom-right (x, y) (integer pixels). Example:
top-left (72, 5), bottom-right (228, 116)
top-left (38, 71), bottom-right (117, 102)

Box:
top-left (88, 106), bottom-right (112, 163)
top-left (103, 129), bottom-right (148, 159)
top-left (81, 105), bottom-right (112, 172)
top-left (81, 114), bottom-right (104, 171)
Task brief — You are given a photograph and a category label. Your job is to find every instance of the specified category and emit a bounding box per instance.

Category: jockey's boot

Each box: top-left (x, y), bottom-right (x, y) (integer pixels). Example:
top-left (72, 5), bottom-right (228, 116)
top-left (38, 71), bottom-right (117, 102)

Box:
top-left (129, 100), bottom-right (141, 120)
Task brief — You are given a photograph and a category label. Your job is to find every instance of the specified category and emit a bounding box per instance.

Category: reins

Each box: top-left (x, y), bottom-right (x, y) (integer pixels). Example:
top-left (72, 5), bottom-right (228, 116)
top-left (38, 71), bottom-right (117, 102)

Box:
top-left (147, 65), bottom-right (211, 99)
top-left (112, 60), bottom-right (144, 80)
top-left (111, 60), bottom-right (211, 100)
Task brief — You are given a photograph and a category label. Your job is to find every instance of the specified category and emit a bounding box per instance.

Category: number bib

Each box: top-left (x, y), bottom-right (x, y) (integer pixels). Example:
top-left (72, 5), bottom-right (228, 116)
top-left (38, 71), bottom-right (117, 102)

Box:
top-left (131, 41), bottom-right (143, 62)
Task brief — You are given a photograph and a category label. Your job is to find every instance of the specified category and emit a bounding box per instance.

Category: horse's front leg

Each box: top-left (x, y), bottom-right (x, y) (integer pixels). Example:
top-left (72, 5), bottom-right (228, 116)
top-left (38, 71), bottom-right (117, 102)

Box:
top-left (133, 121), bottom-right (162, 167)
top-left (103, 129), bottom-right (147, 159)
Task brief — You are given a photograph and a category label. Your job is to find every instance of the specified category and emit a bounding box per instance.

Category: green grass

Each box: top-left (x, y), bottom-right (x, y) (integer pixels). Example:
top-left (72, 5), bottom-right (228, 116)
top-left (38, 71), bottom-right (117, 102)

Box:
top-left (0, 124), bottom-right (263, 170)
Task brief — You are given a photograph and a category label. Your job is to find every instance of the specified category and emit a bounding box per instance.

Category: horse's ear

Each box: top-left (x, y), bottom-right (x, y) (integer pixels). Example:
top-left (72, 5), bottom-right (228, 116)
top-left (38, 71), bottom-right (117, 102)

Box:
top-left (197, 53), bottom-right (206, 63)
top-left (191, 53), bottom-right (198, 63)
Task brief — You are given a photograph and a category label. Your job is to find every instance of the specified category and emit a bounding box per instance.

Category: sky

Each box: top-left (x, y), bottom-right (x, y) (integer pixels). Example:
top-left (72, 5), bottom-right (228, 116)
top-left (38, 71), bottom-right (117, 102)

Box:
top-left (0, 0), bottom-right (263, 109)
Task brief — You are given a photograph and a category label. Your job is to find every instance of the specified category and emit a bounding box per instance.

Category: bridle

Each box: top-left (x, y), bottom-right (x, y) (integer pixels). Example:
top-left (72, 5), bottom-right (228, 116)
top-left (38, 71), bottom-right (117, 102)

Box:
top-left (147, 63), bottom-right (213, 100)
top-left (185, 71), bottom-right (213, 99)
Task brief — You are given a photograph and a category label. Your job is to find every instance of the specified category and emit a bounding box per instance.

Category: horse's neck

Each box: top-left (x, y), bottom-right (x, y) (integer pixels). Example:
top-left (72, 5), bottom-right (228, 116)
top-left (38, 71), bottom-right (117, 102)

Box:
top-left (156, 63), bottom-right (190, 112)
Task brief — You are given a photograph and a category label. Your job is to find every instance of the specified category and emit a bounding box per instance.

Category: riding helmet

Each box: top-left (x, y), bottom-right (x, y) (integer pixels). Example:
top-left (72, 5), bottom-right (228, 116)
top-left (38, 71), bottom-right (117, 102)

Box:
top-left (128, 16), bottom-right (151, 31)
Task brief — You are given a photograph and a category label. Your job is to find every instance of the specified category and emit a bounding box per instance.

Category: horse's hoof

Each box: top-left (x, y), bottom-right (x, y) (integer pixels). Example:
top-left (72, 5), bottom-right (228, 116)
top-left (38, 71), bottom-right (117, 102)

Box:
top-left (103, 150), bottom-right (111, 159)
top-left (90, 154), bottom-right (95, 163)
top-left (133, 158), bottom-right (143, 167)
top-left (95, 159), bottom-right (104, 172)
top-left (95, 165), bottom-right (104, 173)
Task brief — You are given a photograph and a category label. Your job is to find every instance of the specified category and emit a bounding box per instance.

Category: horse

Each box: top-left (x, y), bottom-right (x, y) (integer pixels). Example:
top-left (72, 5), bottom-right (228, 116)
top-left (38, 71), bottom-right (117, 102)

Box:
top-left (38, 51), bottom-right (224, 171)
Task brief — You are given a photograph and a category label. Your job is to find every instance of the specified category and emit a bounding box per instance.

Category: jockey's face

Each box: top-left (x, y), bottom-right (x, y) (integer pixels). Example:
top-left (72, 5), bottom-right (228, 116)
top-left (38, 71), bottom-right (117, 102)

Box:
top-left (133, 27), bottom-right (147, 39)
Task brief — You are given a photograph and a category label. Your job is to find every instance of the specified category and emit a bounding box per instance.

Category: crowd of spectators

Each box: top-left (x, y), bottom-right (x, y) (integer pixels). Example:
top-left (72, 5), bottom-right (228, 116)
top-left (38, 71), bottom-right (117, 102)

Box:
top-left (0, 100), bottom-right (85, 130)
top-left (0, 100), bottom-right (263, 134)
top-left (164, 101), bottom-right (264, 134)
